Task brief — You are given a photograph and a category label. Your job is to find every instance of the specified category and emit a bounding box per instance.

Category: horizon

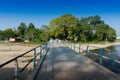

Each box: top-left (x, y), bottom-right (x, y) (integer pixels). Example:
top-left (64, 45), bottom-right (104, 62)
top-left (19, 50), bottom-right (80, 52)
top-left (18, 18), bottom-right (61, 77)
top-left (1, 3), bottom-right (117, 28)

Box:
top-left (0, 0), bottom-right (120, 36)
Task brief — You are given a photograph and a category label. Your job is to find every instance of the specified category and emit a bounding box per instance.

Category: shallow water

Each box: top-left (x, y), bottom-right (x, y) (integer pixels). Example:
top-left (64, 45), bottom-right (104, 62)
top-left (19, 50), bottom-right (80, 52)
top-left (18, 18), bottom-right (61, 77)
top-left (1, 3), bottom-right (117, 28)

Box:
top-left (106, 45), bottom-right (120, 60)
top-left (88, 45), bottom-right (120, 75)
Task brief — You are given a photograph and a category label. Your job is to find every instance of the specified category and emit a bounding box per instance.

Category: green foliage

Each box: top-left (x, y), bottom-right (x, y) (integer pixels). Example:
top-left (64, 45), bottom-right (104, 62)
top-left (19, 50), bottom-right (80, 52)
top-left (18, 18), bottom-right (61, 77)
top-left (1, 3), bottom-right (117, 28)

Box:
top-left (0, 30), bottom-right (4, 40)
top-left (18, 22), bottom-right (27, 39)
top-left (0, 14), bottom-right (117, 43)
top-left (49, 14), bottom-right (79, 40)
top-left (24, 23), bottom-right (36, 41)
top-left (4, 28), bottom-right (14, 40)
top-left (48, 14), bottom-right (116, 42)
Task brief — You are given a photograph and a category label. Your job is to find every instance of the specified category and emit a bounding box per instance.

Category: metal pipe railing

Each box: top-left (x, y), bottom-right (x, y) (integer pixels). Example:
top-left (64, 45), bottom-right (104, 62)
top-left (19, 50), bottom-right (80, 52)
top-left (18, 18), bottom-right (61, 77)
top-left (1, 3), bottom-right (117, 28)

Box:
top-left (63, 40), bottom-right (120, 65)
top-left (0, 40), bottom-right (51, 80)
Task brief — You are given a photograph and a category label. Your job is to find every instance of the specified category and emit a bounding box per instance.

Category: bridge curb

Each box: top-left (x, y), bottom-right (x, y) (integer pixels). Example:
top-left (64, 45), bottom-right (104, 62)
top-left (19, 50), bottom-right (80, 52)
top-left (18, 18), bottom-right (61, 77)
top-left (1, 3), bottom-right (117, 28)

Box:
top-left (28, 48), bottom-right (49, 80)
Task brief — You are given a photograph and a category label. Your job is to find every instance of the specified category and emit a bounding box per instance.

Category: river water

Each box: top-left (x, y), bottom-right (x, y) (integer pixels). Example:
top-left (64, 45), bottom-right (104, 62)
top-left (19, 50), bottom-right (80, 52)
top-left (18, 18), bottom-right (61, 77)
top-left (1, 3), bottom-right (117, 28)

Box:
top-left (106, 45), bottom-right (120, 60)
top-left (89, 45), bottom-right (120, 75)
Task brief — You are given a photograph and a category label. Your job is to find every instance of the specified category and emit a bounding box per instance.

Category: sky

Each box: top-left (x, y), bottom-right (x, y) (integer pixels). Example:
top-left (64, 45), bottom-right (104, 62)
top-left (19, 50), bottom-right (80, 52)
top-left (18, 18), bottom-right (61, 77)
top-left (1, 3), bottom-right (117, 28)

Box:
top-left (0, 0), bottom-right (120, 36)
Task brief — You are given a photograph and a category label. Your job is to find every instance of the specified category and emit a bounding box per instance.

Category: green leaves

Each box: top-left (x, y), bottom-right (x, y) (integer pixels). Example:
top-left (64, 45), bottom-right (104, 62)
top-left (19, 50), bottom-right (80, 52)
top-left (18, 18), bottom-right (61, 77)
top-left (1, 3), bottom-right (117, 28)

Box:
top-left (0, 14), bottom-right (117, 43)
top-left (4, 28), bottom-right (14, 39)
top-left (48, 14), bottom-right (116, 42)
top-left (17, 22), bottom-right (27, 38)
top-left (49, 14), bottom-right (79, 40)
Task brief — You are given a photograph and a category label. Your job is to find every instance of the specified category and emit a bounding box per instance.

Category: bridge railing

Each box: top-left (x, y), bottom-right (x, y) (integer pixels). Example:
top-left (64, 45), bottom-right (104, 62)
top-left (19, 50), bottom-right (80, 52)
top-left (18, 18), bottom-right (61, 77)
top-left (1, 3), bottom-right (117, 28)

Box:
top-left (63, 40), bottom-right (120, 65)
top-left (0, 40), bottom-right (51, 80)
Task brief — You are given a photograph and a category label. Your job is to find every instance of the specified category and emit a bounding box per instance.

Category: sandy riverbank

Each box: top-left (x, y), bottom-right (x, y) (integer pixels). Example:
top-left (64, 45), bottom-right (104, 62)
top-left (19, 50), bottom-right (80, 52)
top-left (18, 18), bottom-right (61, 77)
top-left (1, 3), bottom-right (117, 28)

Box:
top-left (84, 42), bottom-right (120, 48)
top-left (65, 42), bottom-right (120, 52)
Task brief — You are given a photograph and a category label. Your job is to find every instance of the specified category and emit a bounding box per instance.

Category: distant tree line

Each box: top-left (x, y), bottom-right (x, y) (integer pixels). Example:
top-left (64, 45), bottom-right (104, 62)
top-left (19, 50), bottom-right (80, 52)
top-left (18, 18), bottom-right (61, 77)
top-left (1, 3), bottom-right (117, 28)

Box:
top-left (0, 14), bottom-right (116, 42)
top-left (0, 23), bottom-right (49, 42)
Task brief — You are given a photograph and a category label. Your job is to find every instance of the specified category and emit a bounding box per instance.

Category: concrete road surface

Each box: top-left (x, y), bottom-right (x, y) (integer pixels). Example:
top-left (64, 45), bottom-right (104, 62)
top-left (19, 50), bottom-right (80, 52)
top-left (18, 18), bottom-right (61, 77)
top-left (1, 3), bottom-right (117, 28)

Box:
top-left (35, 41), bottom-right (120, 80)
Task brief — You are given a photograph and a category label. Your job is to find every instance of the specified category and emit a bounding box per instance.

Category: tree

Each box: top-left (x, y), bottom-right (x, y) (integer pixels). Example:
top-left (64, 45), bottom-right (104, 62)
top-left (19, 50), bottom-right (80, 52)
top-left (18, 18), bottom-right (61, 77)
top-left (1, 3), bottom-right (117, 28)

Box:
top-left (0, 30), bottom-right (4, 40)
top-left (0, 14), bottom-right (116, 43)
top-left (48, 14), bottom-right (116, 42)
top-left (4, 28), bottom-right (14, 40)
top-left (39, 25), bottom-right (49, 42)
top-left (17, 22), bottom-right (27, 39)
top-left (24, 23), bottom-right (36, 41)
top-left (106, 27), bottom-right (116, 41)
top-left (49, 14), bottom-right (79, 40)
top-left (28, 23), bottom-right (35, 29)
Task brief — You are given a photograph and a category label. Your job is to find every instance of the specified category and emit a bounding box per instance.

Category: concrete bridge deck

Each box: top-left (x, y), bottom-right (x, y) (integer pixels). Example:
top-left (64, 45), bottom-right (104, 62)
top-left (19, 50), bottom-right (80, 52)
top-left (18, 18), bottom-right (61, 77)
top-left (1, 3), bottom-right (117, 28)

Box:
top-left (34, 41), bottom-right (120, 80)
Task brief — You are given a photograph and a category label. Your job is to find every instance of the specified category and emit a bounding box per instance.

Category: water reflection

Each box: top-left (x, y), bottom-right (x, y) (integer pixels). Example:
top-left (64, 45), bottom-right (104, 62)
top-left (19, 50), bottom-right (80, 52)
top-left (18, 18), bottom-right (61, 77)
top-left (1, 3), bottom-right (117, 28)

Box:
top-left (106, 45), bottom-right (120, 60)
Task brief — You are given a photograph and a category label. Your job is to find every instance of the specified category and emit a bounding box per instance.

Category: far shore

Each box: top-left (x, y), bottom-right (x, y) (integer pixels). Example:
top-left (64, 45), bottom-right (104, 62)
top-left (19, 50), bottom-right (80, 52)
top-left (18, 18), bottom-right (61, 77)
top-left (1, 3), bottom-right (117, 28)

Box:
top-left (65, 41), bottom-right (120, 51)
top-left (84, 42), bottom-right (120, 48)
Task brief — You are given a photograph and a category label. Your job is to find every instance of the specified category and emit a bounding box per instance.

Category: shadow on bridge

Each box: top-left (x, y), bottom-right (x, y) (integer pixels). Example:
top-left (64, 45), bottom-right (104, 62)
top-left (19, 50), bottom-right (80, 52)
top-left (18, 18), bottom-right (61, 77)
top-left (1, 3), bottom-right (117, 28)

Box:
top-left (0, 67), bottom-right (31, 80)
top-left (35, 43), bottom-right (120, 80)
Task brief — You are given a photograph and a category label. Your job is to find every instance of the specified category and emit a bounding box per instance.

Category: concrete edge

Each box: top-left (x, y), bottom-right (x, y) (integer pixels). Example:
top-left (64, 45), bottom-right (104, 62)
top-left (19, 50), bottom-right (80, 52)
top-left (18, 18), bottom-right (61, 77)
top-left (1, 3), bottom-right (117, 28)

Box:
top-left (80, 54), bottom-right (120, 79)
top-left (27, 48), bottom-right (49, 80)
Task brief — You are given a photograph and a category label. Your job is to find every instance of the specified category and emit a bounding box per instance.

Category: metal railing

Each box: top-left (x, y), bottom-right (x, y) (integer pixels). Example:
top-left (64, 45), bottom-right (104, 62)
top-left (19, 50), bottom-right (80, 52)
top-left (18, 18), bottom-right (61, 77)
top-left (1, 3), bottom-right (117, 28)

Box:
top-left (0, 40), bottom-right (51, 80)
top-left (63, 41), bottom-right (120, 65)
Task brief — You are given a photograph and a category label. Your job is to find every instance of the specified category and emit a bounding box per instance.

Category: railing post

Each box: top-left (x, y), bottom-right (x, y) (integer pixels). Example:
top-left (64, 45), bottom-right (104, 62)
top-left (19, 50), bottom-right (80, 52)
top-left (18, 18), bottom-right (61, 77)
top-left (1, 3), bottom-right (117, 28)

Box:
top-left (46, 43), bottom-right (48, 51)
top-left (86, 45), bottom-right (89, 56)
top-left (46, 43), bottom-right (48, 50)
top-left (68, 42), bottom-right (69, 48)
top-left (99, 48), bottom-right (104, 65)
top-left (13, 59), bottom-right (19, 80)
top-left (34, 48), bottom-right (36, 67)
top-left (74, 43), bottom-right (75, 51)
top-left (45, 43), bottom-right (47, 52)
top-left (79, 44), bottom-right (81, 54)
top-left (108, 57), bottom-right (114, 66)
top-left (40, 46), bottom-right (42, 58)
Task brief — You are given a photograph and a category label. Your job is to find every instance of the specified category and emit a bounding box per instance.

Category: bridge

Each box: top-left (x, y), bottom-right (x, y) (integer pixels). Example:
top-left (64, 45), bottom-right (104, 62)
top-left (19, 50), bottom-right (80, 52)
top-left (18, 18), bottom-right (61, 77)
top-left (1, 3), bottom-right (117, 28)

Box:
top-left (0, 40), bottom-right (120, 80)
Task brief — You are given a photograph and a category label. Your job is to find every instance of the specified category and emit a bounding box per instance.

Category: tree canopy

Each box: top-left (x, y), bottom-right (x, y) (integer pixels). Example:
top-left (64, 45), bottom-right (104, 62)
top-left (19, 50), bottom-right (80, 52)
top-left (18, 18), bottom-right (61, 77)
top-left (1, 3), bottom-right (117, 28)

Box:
top-left (48, 14), bottom-right (116, 42)
top-left (0, 14), bottom-right (117, 42)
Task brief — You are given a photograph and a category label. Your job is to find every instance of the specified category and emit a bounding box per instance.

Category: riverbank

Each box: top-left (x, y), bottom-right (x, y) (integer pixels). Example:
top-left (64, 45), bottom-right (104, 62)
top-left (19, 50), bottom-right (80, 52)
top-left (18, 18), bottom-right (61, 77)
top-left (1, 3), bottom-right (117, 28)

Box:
top-left (65, 41), bottom-right (120, 53)
top-left (85, 42), bottom-right (120, 48)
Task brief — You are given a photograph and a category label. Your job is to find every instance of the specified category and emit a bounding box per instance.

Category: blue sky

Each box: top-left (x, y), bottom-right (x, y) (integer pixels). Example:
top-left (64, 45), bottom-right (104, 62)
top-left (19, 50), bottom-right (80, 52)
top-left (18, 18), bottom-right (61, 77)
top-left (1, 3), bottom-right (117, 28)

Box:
top-left (0, 0), bottom-right (120, 36)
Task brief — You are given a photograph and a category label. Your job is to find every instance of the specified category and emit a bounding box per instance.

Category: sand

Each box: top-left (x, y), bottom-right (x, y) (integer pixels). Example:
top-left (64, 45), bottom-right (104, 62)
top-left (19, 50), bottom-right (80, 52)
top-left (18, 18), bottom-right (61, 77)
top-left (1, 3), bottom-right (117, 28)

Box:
top-left (1, 42), bottom-right (120, 64)
top-left (0, 43), bottom-right (39, 64)
top-left (65, 42), bottom-right (120, 53)
top-left (0, 43), bottom-right (40, 80)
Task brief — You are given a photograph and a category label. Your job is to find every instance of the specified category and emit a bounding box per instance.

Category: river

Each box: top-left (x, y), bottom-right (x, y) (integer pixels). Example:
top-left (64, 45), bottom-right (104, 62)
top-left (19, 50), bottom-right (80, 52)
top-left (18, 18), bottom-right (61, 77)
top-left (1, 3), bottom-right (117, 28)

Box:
top-left (105, 45), bottom-right (120, 60)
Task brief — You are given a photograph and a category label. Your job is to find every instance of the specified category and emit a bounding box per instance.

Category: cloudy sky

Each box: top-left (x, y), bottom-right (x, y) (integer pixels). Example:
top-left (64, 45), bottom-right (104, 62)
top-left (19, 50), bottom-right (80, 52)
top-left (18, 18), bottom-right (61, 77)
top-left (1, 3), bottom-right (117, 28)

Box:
top-left (0, 0), bottom-right (120, 36)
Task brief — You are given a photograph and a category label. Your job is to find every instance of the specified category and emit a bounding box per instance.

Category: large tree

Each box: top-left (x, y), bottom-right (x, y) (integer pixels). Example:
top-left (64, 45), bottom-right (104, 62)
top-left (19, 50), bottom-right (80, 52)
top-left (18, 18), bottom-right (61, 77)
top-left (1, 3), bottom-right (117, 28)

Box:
top-left (48, 14), bottom-right (116, 42)
top-left (24, 23), bottom-right (36, 41)
top-left (17, 22), bottom-right (27, 39)
top-left (49, 14), bottom-right (79, 40)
